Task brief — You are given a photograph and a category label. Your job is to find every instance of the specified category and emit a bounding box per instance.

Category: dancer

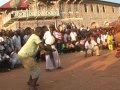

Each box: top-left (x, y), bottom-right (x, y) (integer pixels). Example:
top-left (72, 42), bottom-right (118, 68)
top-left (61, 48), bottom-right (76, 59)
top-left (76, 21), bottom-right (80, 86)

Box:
top-left (18, 27), bottom-right (52, 90)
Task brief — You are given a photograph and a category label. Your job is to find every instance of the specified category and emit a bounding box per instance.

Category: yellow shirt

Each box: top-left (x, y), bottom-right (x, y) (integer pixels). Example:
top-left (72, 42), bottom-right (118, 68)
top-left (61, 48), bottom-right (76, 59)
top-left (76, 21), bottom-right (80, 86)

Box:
top-left (18, 34), bottom-right (42, 57)
top-left (107, 35), bottom-right (113, 44)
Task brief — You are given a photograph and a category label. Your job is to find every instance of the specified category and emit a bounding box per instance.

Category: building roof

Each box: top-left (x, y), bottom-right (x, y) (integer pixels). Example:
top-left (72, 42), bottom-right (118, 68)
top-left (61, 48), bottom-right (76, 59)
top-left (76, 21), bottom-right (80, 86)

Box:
top-left (0, 0), bottom-right (28, 10)
top-left (39, 0), bottom-right (120, 6)
top-left (82, 0), bottom-right (120, 7)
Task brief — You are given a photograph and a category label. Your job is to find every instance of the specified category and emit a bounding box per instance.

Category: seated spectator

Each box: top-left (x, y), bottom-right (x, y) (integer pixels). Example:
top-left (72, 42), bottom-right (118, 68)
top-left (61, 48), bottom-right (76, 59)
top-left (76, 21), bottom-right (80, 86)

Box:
top-left (102, 39), bottom-right (108, 49)
top-left (0, 50), bottom-right (11, 72)
top-left (97, 36), bottom-right (102, 50)
top-left (75, 39), bottom-right (81, 52)
top-left (10, 48), bottom-right (21, 69)
top-left (79, 38), bottom-right (85, 52)
top-left (107, 32), bottom-right (114, 50)
top-left (66, 41), bottom-right (75, 53)
top-left (0, 44), bottom-right (5, 51)
top-left (85, 37), bottom-right (100, 57)
top-left (61, 43), bottom-right (68, 53)
top-left (0, 32), bottom-right (4, 42)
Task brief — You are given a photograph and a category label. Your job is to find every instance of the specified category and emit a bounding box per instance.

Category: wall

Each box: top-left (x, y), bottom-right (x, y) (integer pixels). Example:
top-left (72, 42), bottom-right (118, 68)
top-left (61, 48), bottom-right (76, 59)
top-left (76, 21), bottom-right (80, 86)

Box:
top-left (60, 2), bottom-right (120, 27)
top-left (2, 1), bottom-right (120, 29)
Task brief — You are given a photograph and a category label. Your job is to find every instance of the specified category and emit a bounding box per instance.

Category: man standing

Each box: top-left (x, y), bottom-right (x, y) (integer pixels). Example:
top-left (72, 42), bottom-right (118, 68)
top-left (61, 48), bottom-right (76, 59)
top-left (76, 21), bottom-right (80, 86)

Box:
top-left (18, 27), bottom-right (46, 90)
top-left (12, 30), bottom-right (22, 51)
top-left (43, 25), bottom-right (62, 71)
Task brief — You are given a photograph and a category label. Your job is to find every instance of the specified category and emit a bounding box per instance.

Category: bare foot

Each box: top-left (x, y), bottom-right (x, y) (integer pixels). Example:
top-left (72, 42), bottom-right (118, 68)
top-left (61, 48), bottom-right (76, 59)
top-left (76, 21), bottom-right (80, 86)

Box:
top-left (27, 82), bottom-right (39, 86)
top-left (29, 86), bottom-right (38, 90)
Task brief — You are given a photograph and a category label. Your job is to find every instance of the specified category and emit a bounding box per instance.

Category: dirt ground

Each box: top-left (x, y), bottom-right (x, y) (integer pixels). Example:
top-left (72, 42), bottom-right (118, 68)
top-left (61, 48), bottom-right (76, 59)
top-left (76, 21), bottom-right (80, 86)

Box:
top-left (0, 50), bottom-right (120, 90)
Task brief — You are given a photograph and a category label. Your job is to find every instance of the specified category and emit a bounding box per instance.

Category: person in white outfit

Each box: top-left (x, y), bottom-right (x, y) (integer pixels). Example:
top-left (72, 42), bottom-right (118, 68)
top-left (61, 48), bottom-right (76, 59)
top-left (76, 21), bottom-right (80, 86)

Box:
top-left (43, 25), bottom-right (62, 71)
top-left (10, 48), bottom-right (21, 69)
top-left (85, 37), bottom-right (100, 57)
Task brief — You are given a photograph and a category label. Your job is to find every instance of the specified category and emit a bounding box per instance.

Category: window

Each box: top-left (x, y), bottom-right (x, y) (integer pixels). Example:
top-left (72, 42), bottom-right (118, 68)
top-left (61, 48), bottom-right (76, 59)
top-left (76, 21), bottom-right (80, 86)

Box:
top-left (103, 6), bottom-right (105, 13)
top-left (74, 4), bottom-right (79, 12)
top-left (112, 7), bottom-right (114, 13)
top-left (90, 4), bottom-right (93, 12)
top-left (60, 3), bottom-right (65, 12)
top-left (97, 5), bottom-right (99, 13)
top-left (84, 4), bottom-right (87, 12)
top-left (68, 4), bottom-right (72, 12)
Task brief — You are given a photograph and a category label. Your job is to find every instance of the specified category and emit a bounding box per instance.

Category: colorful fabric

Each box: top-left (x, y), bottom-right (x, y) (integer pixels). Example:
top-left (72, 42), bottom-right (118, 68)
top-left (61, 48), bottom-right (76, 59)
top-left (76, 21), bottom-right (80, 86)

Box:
top-left (107, 35), bottom-right (113, 44)
top-left (108, 44), bottom-right (113, 50)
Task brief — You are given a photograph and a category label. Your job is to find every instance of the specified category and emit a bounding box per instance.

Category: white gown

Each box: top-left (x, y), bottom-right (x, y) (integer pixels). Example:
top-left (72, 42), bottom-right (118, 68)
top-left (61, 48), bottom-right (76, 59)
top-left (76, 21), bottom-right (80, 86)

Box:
top-left (43, 31), bottom-right (61, 70)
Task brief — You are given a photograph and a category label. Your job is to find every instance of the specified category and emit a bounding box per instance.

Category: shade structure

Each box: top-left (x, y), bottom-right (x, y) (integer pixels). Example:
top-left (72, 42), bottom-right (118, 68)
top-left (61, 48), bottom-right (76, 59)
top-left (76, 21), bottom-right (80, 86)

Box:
top-left (0, 0), bottom-right (28, 9)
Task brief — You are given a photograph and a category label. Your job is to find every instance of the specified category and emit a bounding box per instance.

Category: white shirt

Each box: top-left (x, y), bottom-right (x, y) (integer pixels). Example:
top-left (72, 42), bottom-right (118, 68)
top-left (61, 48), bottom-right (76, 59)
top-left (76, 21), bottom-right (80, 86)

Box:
top-left (10, 52), bottom-right (19, 61)
top-left (0, 45), bottom-right (5, 50)
top-left (63, 33), bottom-right (68, 43)
top-left (85, 40), bottom-right (97, 49)
top-left (70, 32), bottom-right (77, 41)
top-left (12, 35), bottom-right (21, 50)
top-left (0, 37), bottom-right (4, 42)
top-left (80, 27), bottom-right (84, 31)
top-left (101, 34), bottom-right (108, 42)
top-left (0, 53), bottom-right (10, 61)
top-left (43, 31), bottom-right (55, 45)
top-left (97, 37), bottom-right (101, 44)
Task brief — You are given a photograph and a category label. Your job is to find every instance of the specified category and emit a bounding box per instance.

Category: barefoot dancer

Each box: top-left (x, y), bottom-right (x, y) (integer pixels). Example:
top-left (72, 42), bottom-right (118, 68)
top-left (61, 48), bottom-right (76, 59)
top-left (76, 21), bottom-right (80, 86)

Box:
top-left (18, 27), bottom-right (47, 90)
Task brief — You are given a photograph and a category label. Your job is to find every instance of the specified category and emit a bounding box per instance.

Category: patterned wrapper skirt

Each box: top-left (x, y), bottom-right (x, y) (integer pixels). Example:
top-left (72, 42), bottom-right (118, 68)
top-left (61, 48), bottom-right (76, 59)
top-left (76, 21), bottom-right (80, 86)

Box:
top-left (116, 43), bottom-right (120, 58)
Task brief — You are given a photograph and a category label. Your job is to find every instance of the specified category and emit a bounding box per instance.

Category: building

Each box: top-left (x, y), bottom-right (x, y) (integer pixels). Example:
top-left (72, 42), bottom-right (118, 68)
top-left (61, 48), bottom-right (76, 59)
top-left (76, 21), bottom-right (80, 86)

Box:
top-left (0, 0), bottom-right (120, 29)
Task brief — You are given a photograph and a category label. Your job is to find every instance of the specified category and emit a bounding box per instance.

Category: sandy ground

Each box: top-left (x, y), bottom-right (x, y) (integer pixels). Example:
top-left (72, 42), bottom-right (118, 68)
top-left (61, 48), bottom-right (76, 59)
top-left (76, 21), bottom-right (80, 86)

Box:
top-left (0, 50), bottom-right (120, 90)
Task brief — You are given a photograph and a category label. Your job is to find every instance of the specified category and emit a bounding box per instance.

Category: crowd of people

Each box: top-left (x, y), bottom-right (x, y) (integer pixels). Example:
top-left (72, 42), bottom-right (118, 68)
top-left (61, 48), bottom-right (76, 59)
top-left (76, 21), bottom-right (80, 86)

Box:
top-left (0, 23), bottom-right (118, 72)
top-left (0, 22), bottom-right (119, 90)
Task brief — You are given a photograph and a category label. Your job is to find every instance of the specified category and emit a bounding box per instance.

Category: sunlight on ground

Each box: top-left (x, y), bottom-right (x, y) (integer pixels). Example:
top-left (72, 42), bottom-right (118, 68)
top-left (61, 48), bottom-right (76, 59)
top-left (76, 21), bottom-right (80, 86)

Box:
top-left (61, 51), bottom-right (119, 73)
